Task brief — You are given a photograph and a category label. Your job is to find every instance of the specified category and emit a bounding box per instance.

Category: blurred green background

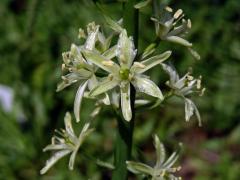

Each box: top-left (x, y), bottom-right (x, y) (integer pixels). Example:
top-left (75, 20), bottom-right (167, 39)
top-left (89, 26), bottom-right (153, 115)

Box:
top-left (0, 0), bottom-right (240, 179)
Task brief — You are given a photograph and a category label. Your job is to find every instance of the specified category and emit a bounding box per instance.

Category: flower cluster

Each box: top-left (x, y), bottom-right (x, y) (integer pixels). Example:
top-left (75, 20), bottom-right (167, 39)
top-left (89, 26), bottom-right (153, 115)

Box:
top-left (41, 2), bottom-right (204, 173)
top-left (82, 30), bottom-right (171, 121)
top-left (127, 135), bottom-right (182, 180)
top-left (152, 5), bottom-right (192, 47)
top-left (58, 22), bottom-right (172, 122)
top-left (40, 112), bottom-right (94, 174)
top-left (161, 63), bottom-right (205, 126)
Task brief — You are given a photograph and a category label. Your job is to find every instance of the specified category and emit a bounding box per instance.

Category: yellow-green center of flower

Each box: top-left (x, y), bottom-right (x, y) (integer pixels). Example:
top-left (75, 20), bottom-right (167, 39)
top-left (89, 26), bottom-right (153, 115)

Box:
top-left (119, 68), bottom-right (130, 80)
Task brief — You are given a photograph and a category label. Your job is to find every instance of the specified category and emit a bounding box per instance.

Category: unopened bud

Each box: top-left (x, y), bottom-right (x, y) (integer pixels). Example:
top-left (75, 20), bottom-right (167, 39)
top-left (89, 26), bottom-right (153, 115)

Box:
top-left (78, 28), bottom-right (86, 39)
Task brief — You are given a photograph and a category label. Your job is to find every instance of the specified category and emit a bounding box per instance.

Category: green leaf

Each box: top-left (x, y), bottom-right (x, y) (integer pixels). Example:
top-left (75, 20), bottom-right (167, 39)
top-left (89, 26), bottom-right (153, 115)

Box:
top-left (135, 51), bottom-right (172, 73)
top-left (89, 77), bottom-right (119, 97)
top-left (134, 0), bottom-right (151, 9)
top-left (132, 76), bottom-right (164, 100)
top-left (120, 82), bottom-right (132, 121)
top-left (126, 161), bottom-right (153, 175)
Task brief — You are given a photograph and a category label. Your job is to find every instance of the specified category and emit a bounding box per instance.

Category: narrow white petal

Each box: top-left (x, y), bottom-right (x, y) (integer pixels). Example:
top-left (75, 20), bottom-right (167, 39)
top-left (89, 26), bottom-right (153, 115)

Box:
top-left (191, 100), bottom-right (202, 126)
top-left (120, 83), bottom-right (132, 121)
top-left (161, 63), bottom-right (179, 84)
top-left (89, 78), bottom-right (119, 97)
top-left (154, 135), bottom-right (166, 167)
top-left (82, 49), bottom-right (119, 73)
top-left (69, 150), bottom-right (78, 170)
top-left (102, 45), bottom-right (117, 59)
top-left (165, 35), bottom-right (192, 47)
top-left (84, 25), bottom-right (99, 50)
top-left (135, 51), bottom-right (172, 73)
top-left (64, 112), bottom-right (75, 137)
top-left (40, 150), bottom-right (71, 174)
top-left (184, 98), bottom-right (194, 122)
top-left (132, 76), bottom-right (164, 100)
top-left (87, 74), bottom-right (98, 91)
top-left (43, 144), bottom-right (69, 151)
top-left (116, 30), bottom-right (137, 68)
top-left (74, 81), bottom-right (89, 122)
top-left (126, 161), bottom-right (153, 175)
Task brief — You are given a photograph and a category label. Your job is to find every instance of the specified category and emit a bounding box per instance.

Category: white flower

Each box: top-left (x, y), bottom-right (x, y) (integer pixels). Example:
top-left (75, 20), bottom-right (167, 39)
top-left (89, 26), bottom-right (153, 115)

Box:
top-left (57, 22), bottom-right (114, 122)
top-left (161, 63), bottom-right (205, 126)
top-left (82, 30), bottom-right (172, 121)
top-left (40, 112), bottom-right (94, 174)
top-left (151, 6), bottom-right (192, 47)
top-left (127, 135), bottom-right (182, 180)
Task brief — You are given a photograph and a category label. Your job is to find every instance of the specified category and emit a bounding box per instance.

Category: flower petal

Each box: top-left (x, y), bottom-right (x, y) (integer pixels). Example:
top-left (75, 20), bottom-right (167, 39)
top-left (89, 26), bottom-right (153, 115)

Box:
top-left (161, 63), bottom-right (179, 84)
top-left (184, 97), bottom-right (202, 126)
top-left (82, 49), bottom-right (119, 73)
top-left (132, 76), bottom-right (164, 100)
top-left (184, 98), bottom-right (194, 122)
top-left (69, 150), bottom-right (78, 170)
top-left (165, 35), bottom-right (192, 47)
top-left (84, 24), bottom-right (99, 50)
top-left (126, 161), bottom-right (153, 175)
top-left (154, 135), bottom-right (166, 167)
top-left (74, 81), bottom-right (89, 122)
top-left (43, 144), bottom-right (70, 151)
top-left (89, 77), bottom-right (119, 97)
top-left (40, 150), bottom-right (71, 174)
top-left (134, 51), bottom-right (172, 74)
top-left (102, 45), bottom-right (117, 59)
top-left (116, 30), bottom-right (137, 68)
top-left (64, 112), bottom-right (76, 137)
top-left (162, 143), bottom-right (182, 169)
top-left (120, 82), bottom-right (132, 121)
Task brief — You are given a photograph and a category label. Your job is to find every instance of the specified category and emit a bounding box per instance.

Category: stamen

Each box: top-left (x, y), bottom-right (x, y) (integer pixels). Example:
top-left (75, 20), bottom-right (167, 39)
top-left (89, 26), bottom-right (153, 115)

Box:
top-left (187, 75), bottom-right (194, 81)
top-left (102, 60), bottom-right (114, 67)
top-left (165, 6), bottom-right (173, 12)
top-left (133, 62), bottom-right (146, 68)
top-left (174, 9), bottom-right (183, 19)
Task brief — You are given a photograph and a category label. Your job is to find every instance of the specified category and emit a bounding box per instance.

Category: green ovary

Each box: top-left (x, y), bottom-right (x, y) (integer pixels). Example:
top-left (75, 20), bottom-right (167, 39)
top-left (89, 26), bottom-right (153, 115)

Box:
top-left (119, 68), bottom-right (130, 80)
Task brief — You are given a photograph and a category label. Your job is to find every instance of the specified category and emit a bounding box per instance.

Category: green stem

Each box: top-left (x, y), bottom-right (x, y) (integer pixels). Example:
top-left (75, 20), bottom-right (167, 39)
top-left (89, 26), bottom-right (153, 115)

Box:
top-left (112, 1), bottom-right (139, 180)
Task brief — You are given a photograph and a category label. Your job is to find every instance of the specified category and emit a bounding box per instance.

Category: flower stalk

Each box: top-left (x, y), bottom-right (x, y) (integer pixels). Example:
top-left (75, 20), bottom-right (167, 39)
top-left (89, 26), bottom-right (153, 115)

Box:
top-left (112, 1), bottom-right (139, 179)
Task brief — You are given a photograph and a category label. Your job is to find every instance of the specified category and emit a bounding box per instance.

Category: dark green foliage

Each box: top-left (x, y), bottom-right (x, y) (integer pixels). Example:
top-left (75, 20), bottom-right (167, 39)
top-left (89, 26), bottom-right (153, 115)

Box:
top-left (0, 0), bottom-right (239, 179)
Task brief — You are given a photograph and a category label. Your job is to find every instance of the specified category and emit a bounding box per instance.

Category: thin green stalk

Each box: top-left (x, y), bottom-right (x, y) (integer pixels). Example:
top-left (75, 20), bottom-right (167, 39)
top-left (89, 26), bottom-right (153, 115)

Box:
top-left (112, 1), bottom-right (139, 179)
